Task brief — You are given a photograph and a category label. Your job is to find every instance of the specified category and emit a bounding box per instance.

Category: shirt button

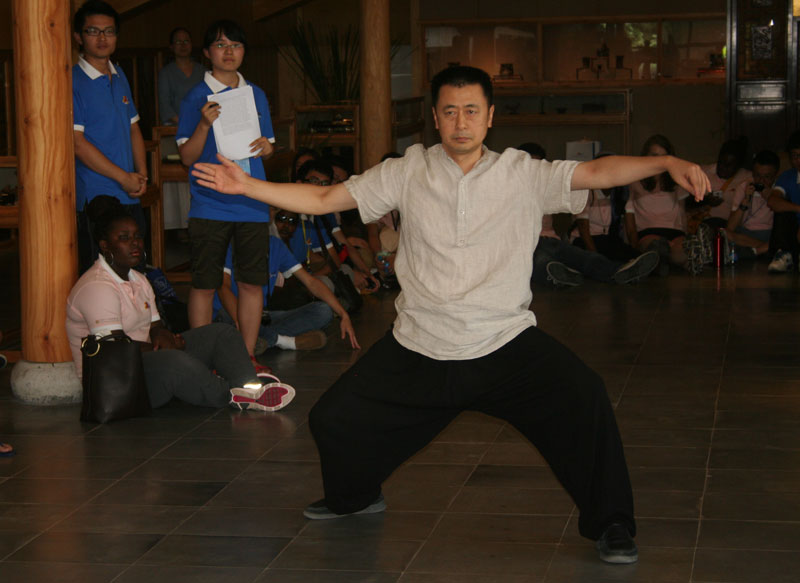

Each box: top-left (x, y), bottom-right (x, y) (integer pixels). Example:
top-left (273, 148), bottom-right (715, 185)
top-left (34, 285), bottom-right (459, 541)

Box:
top-left (459, 210), bottom-right (465, 215)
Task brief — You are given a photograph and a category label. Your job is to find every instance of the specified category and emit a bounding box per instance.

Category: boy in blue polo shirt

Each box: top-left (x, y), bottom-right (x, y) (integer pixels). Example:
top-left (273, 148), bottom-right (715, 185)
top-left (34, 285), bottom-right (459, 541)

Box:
top-left (72, 0), bottom-right (148, 272)
top-left (213, 241), bottom-right (359, 351)
top-left (177, 19), bottom-right (275, 357)
top-left (767, 131), bottom-right (800, 272)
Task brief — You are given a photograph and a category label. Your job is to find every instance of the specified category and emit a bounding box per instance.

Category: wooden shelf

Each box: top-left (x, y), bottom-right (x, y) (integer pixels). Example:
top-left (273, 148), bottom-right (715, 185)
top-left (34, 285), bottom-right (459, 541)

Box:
top-left (0, 204), bottom-right (18, 229)
top-left (493, 113), bottom-right (628, 126)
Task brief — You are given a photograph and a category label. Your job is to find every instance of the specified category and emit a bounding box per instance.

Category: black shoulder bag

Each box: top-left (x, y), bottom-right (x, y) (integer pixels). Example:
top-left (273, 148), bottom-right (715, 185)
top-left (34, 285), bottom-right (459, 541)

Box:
top-left (80, 331), bottom-right (151, 423)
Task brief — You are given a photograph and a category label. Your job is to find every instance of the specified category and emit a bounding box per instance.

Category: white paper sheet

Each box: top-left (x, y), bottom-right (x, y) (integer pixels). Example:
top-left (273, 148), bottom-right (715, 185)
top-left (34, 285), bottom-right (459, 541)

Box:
top-left (208, 85), bottom-right (261, 160)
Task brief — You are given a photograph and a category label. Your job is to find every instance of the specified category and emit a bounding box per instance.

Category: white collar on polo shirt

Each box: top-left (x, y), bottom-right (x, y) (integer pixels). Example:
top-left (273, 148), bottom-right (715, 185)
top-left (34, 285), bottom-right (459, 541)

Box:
top-left (204, 70), bottom-right (246, 94)
top-left (98, 253), bottom-right (132, 284)
top-left (78, 55), bottom-right (119, 80)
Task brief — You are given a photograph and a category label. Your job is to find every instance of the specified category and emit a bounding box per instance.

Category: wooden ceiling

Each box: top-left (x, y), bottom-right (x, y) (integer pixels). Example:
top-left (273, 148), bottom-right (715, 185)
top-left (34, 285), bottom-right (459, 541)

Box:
top-left (107, 0), bottom-right (310, 20)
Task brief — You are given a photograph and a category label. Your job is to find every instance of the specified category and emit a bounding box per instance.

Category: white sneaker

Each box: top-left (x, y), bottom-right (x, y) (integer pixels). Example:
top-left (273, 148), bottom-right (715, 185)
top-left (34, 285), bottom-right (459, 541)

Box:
top-left (768, 250), bottom-right (793, 273)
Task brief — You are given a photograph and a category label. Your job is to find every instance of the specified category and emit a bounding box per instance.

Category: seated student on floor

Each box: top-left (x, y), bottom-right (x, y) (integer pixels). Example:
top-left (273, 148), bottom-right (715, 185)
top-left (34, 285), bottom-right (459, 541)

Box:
top-left (726, 150), bottom-right (778, 261)
top-left (66, 202), bottom-right (293, 412)
top-left (214, 237), bottom-right (359, 354)
top-left (766, 130), bottom-right (800, 273)
top-left (518, 144), bottom-right (659, 287)
top-left (625, 134), bottom-right (698, 274)
top-left (572, 152), bottom-right (637, 262)
top-left (295, 159), bottom-right (377, 291)
top-left (689, 137), bottom-right (751, 231)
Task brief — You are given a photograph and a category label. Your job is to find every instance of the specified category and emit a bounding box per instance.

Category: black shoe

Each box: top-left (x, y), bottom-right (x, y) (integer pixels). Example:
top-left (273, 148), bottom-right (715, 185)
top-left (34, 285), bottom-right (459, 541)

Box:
top-left (595, 522), bottom-right (638, 564)
top-left (613, 250), bottom-right (659, 284)
top-left (545, 262), bottom-right (584, 287)
top-left (303, 494), bottom-right (386, 520)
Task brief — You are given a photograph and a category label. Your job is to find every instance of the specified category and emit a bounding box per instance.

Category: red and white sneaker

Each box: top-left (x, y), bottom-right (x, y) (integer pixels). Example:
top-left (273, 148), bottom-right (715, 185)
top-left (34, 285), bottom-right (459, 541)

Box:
top-left (230, 374), bottom-right (295, 412)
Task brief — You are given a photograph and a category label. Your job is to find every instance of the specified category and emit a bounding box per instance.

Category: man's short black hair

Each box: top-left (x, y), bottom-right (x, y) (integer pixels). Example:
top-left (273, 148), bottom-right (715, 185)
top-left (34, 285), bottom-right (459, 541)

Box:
top-left (297, 159), bottom-right (334, 182)
top-left (73, 0), bottom-right (120, 35)
top-left (786, 130), bottom-right (800, 152)
top-left (169, 27), bottom-right (191, 45)
top-left (203, 20), bottom-right (247, 51)
top-left (717, 137), bottom-right (748, 167)
top-left (323, 154), bottom-right (352, 176)
top-left (431, 66), bottom-right (493, 108)
top-left (753, 149), bottom-right (780, 170)
top-left (517, 142), bottom-right (547, 160)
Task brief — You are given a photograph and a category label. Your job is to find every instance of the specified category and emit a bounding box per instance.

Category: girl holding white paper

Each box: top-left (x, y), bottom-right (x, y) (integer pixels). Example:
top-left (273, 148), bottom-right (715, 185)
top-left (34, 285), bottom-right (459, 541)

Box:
top-left (176, 19), bottom-right (276, 360)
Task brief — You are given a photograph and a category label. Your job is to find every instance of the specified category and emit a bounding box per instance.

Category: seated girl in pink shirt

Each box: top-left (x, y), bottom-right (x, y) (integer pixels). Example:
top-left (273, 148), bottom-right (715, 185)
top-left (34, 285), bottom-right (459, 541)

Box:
top-left (625, 135), bottom-right (691, 274)
top-left (66, 200), bottom-right (294, 413)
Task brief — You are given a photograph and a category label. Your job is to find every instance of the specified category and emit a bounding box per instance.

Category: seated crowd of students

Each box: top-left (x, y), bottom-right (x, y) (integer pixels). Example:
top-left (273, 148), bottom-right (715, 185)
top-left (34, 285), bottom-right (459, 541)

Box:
top-left (529, 130), bottom-right (800, 286)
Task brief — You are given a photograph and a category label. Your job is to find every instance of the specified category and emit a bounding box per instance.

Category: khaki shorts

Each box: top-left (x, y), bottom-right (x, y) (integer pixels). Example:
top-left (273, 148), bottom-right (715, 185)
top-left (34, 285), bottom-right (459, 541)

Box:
top-left (188, 218), bottom-right (270, 289)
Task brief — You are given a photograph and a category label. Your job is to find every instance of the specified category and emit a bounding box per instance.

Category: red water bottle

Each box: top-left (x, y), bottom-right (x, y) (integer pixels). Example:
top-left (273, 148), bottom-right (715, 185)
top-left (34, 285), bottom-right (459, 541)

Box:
top-left (714, 230), bottom-right (722, 269)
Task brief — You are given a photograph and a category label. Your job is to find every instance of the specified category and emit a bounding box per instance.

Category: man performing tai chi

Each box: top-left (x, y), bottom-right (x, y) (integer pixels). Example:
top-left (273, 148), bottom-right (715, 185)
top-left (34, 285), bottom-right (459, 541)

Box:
top-left (194, 66), bottom-right (710, 564)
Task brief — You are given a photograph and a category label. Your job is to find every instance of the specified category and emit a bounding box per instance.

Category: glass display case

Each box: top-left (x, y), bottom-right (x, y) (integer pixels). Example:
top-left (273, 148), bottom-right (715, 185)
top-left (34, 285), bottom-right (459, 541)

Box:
top-left (425, 23), bottom-right (540, 84)
top-left (422, 15), bottom-right (726, 85)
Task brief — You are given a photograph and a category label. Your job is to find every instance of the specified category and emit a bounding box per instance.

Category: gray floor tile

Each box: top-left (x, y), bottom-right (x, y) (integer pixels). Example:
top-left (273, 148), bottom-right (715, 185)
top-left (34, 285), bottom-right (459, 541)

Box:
top-left (692, 549), bottom-right (800, 583)
top-left (139, 534), bottom-right (290, 567)
top-left (8, 531), bottom-right (162, 563)
top-left (0, 561), bottom-right (125, 583)
top-left (270, 537), bottom-right (421, 571)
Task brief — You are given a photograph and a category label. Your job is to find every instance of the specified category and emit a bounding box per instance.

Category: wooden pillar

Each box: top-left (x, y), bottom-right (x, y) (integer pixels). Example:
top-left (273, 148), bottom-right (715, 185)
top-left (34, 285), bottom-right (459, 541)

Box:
top-left (13, 0), bottom-right (76, 363)
top-left (359, 0), bottom-right (392, 171)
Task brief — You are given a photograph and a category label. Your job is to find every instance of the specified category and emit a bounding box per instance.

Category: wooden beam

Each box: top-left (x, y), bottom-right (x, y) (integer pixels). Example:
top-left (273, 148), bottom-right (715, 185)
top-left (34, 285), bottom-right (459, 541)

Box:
top-left (13, 0), bottom-right (76, 363)
top-left (107, 0), bottom-right (157, 14)
top-left (252, 0), bottom-right (310, 21)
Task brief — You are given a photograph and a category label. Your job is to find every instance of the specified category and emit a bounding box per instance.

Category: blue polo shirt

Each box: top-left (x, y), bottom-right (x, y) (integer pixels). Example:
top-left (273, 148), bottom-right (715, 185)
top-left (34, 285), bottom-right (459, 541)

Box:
top-left (72, 57), bottom-right (140, 209)
top-left (177, 71), bottom-right (274, 222)
top-left (774, 168), bottom-right (800, 220)
top-left (212, 237), bottom-right (302, 317)
top-left (287, 218), bottom-right (332, 265)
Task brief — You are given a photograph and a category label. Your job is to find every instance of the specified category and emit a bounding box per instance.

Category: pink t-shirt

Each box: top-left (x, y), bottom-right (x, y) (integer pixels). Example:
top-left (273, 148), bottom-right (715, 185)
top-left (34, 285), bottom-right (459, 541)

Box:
top-left (625, 180), bottom-right (688, 232)
top-left (66, 256), bottom-right (159, 378)
top-left (702, 164), bottom-right (751, 221)
top-left (731, 183), bottom-right (774, 231)
top-left (575, 189), bottom-right (613, 237)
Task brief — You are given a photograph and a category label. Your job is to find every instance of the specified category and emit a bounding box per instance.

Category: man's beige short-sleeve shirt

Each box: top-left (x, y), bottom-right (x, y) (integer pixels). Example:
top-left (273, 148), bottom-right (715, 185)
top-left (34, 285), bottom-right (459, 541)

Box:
top-left (346, 144), bottom-right (586, 360)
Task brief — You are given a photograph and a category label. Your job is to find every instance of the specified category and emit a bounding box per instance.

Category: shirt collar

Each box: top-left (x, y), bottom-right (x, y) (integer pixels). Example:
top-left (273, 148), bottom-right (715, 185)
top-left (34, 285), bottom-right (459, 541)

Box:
top-left (439, 143), bottom-right (490, 175)
top-left (98, 253), bottom-right (130, 284)
top-left (204, 70), bottom-right (246, 94)
top-left (78, 55), bottom-right (118, 80)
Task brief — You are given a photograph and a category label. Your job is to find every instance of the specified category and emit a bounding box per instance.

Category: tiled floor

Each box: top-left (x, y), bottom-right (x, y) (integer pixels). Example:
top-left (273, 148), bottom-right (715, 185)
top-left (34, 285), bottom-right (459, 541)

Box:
top-left (2, 260), bottom-right (800, 582)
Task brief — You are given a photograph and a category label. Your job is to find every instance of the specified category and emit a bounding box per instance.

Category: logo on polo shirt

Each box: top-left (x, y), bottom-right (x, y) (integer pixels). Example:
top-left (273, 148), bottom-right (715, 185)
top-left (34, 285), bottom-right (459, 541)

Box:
top-left (122, 95), bottom-right (129, 104)
top-left (144, 301), bottom-right (150, 310)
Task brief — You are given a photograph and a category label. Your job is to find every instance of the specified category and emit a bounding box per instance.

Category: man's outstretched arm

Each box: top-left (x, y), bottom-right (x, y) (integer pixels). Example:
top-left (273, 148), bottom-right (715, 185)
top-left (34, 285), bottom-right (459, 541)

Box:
top-left (572, 155), bottom-right (710, 200)
top-left (193, 154), bottom-right (358, 215)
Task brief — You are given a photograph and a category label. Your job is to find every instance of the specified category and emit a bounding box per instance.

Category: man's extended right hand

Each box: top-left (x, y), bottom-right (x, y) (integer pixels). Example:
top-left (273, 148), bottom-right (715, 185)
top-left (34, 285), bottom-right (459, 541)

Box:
top-left (193, 154), bottom-right (249, 195)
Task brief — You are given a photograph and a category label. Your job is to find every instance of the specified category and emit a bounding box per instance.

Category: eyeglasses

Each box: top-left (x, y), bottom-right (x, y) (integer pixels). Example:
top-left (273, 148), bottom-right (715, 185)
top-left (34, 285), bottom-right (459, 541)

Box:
top-left (173, 39), bottom-right (190, 45)
top-left (83, 27), bottom-right (117, 37)
top-left (211, 42), bottom-right (243, 51)
top-left (275, 214), bottom-right (298, 225)
top-left (305, 177), bottom-right (331, 186)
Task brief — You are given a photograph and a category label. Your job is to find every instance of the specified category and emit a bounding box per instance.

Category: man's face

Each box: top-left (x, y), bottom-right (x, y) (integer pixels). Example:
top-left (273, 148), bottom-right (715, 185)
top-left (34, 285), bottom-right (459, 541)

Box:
top-left (789, 148), bottom-right (800, 171)
top-left (74, 14), bottom-right (117, 61)
top-left (274, 211), bottom-right (300, 242)
top-left (716, 153), bottom-right (740, 180)
top-left (171, 30), bottom-right (192, 59)
top-left (432, 83), bottom-right (494, 160)
top-left (301, 170), bottom-right (332, 187)
top-left (752, 163), bottom-right (777, 190)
